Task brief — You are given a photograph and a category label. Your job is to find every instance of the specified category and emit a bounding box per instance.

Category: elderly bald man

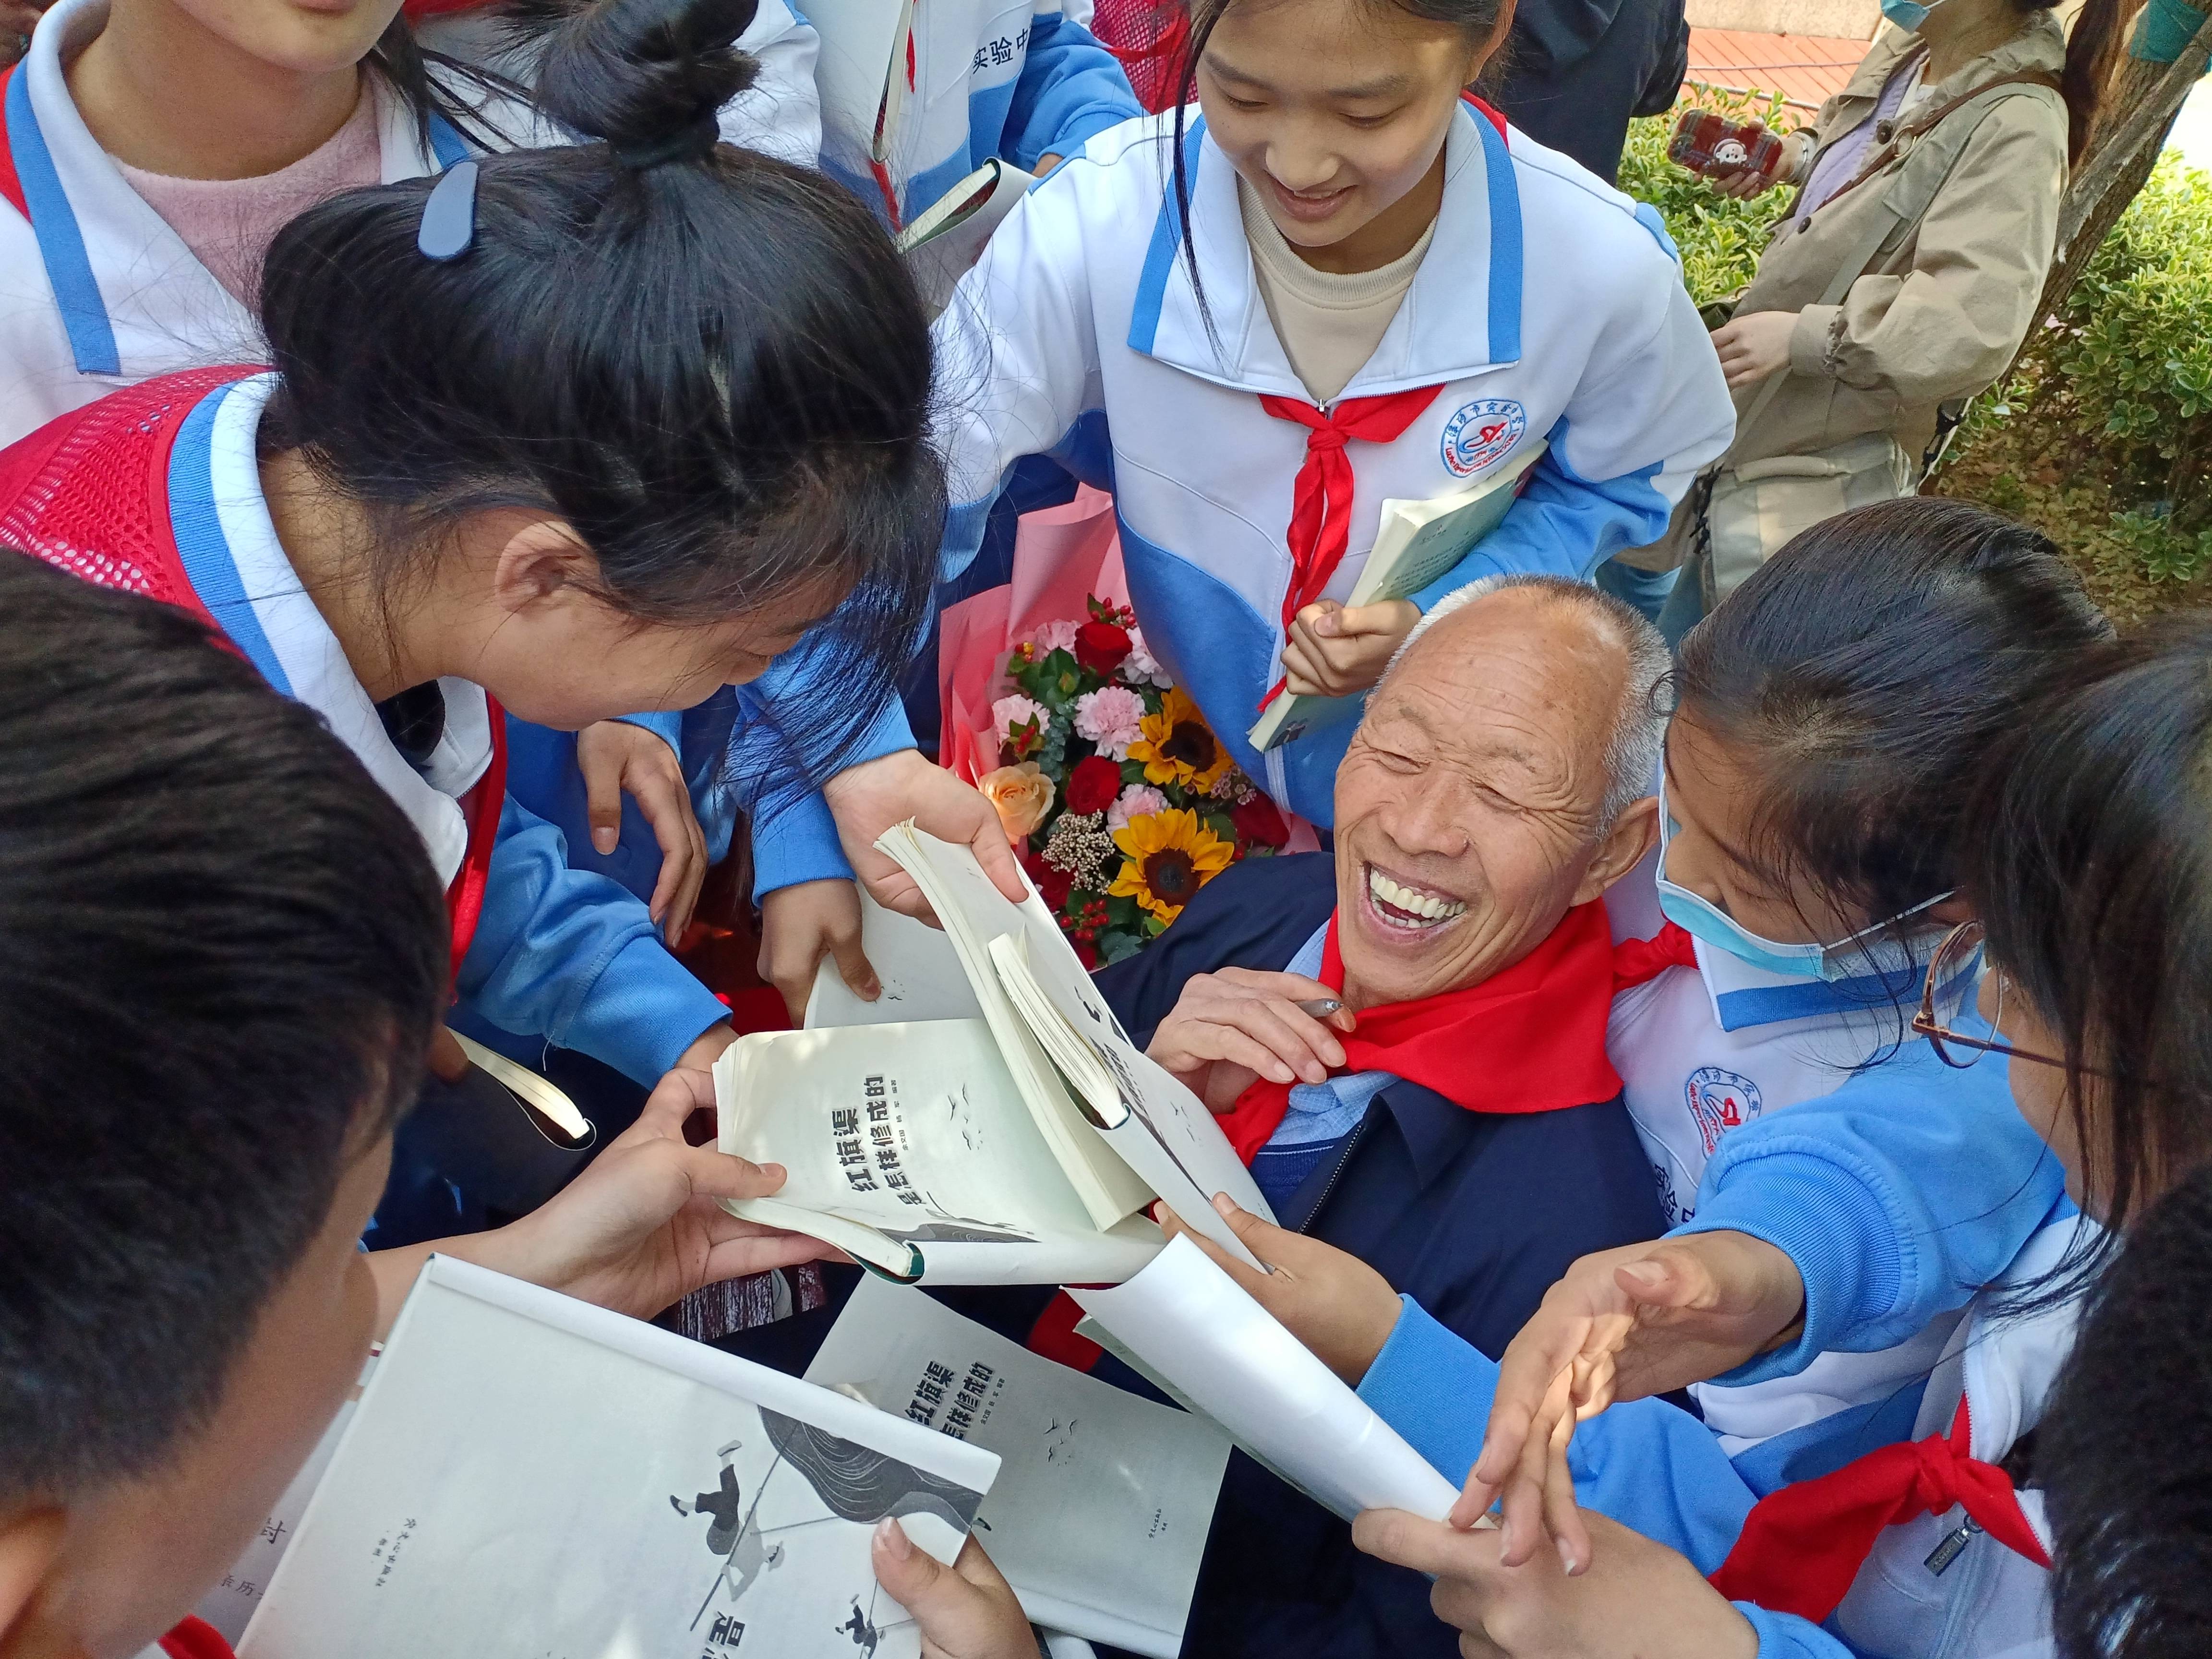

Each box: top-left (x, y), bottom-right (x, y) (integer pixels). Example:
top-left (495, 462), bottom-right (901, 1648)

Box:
top-left (1090, 574), bottom-right (1672, 1659)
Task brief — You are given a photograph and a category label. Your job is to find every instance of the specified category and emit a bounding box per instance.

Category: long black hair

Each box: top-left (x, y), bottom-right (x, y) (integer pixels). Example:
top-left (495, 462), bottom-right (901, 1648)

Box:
top-left (2014, 0), bottom-right (2124, 168)
top-left (0, 553), bottom-right (446, 1508)
top-left (1164, 0), bottom-right (1509, 349)
top-left (1675, 498), bottom-right (2112, 967)
top-left (258, 0), bottom-right (944, 795)
top-left (1960, 616), bottom-right (2212, 1248)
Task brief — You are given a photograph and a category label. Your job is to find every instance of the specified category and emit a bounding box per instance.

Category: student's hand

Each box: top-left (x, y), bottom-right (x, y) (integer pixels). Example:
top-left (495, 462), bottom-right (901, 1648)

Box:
top-left (575, 719), bottom-right (709, 946)
top-left (1352, 1508), bottom-right (1758, 1659)
top-left (824, 749), bottom-right (1029, 921)
top-left (482, 1066), bottom-right (837, 1321)
top-left (675, 1022), bottom-right (738, 1074)
top-left (1281, 599), bottom-right (1421, 698)
top-left (1033, 152), bottom-right (1063, 173)
top-left (1709, 310), bottom-right (1799, 391)
top-left (872, 1524), bottom-right (1041, 1659)
top-left (1464, 1232), bottom-right (1805, 1572)
top-left (1145, 967), bottom-right (1358, 1110)
top-left (760, 878), bottom-right (878, 1024)
top-left (1156, 1195), bottom-right (1403, 1383)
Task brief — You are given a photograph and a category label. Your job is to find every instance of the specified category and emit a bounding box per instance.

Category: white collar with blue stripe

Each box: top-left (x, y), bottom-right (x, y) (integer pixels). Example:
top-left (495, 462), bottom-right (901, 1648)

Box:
top-left (1125, 101), bottom-right (1524, 400)
top-left (170, 374), bottom-right (491, 885)
top-left (7, 0), bottom-right (472, 378)
top-left (1688, 926), bottom-right (1973, 1036)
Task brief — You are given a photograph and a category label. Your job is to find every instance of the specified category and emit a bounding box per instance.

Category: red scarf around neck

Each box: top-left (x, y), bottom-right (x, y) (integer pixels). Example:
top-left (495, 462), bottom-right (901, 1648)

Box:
top-left (1217, 900), bottom-right (1625, 1163)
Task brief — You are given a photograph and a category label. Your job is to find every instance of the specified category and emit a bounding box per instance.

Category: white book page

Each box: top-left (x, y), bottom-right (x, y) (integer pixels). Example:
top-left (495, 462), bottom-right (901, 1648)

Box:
top-left (807, 1280), bottom-right (1227, 1659)
top-left (1069, 1238), bottom-right (1458, 1525)
top-left (877, 826), bottom-right (1154, 1229)
top-left (717, 1022), bottom-right (1103, 1274)
top-left (804, 891), bottom-right (985, 1030)
top-left (989, 937), bottom-right (1274, 1270)
top-left (243, 1258), bottom-right (998, 1659)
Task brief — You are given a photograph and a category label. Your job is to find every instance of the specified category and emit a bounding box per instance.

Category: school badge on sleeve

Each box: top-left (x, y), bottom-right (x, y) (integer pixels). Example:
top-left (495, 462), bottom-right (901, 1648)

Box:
top-left (1440, 397), bottom-right (1527, 478)
top-left (1685, 1065), bottom-right (1762, 1156)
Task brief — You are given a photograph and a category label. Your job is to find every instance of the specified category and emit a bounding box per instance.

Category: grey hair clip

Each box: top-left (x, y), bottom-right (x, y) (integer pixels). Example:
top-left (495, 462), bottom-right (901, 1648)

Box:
top-left (417, 159), bottom-right (480, 262)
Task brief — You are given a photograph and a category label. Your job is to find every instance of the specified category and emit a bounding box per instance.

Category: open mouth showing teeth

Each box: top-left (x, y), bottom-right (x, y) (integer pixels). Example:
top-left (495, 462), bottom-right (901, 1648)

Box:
top-left (1365, 865), bottom-right (1468, 929)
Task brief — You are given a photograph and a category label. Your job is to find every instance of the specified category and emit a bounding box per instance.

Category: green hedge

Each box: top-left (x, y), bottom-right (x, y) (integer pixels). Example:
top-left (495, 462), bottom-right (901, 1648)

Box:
top-left (1622, 108), bottom-right (2212, 606)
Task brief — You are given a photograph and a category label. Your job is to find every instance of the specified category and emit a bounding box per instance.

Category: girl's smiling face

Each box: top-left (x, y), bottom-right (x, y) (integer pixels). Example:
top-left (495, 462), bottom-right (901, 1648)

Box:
top-left (1196, 0), bottom-right (1503, 270)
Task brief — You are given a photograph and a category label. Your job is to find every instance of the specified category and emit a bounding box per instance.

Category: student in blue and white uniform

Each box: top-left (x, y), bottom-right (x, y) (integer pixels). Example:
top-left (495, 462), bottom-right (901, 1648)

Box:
top-left (816, 0), bottom-right (1140, 226)
top-left (0, 0), bottom-right (1009, 1109)
top-left (917, 0), bottom-right (1734, 830)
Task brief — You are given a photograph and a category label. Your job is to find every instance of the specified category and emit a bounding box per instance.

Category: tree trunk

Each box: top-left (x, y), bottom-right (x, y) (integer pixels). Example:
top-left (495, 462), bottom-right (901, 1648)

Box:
top-left (2034, 12), bottom-right (2212, 323)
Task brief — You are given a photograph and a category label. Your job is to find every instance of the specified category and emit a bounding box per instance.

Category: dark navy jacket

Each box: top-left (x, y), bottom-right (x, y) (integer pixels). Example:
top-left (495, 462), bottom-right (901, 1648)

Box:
top-left (1094, 852), bottom-right (1667, 1659)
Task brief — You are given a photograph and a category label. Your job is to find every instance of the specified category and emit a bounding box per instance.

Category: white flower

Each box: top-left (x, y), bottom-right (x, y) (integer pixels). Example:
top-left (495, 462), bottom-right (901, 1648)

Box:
top-left (1027, 619), bottom-right (1080, 657)
top-left (992, 693), bottom-right (1052, 744)
top-left (1072, 684), bottom-right (1146, 760)
top-left (1119, 627), bottom-right (1173, 687)
top-left (1106, 784), bottom-right (1168, 830)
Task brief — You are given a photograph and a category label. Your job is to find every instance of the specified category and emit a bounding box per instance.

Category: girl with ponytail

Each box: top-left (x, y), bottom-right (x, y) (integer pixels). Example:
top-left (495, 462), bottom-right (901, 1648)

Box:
top-left (0, 0), bottom-right (1016, 1137)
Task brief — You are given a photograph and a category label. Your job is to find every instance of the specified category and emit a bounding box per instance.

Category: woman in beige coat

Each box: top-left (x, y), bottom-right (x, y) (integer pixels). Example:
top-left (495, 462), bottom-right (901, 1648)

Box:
top-left (1622, 0), bottom-right (2124, 635)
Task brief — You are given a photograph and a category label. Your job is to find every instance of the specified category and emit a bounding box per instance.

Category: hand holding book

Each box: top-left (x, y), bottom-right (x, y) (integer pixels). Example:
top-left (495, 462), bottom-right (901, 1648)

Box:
top-left (1279, 598), bottom-right (1420, 699)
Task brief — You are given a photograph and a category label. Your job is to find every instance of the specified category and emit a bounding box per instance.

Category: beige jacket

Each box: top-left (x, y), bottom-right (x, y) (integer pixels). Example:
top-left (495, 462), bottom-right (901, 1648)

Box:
top-left (1631, 14), bottom-right (2068, 571)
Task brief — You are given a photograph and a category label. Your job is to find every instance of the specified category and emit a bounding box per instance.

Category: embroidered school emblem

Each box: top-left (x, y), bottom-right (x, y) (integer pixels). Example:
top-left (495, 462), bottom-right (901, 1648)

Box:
top-left (1685, 1065), bottom-right (1762, 1157)
top-left (1440, 397), bottom-right (1527, 477)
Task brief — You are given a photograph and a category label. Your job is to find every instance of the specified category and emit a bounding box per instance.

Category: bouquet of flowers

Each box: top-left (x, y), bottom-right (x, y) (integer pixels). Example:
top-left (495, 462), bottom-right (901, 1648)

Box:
top-left (973, 597), bottom-right (1291, 967)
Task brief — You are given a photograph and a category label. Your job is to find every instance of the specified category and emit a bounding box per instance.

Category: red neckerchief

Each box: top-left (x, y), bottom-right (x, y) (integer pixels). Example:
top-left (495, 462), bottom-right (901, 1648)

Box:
top-left (1254, 385), bottom-right (1444, 710)
top-left (160, 1616), bottom-right (237, 1659)
top-left (1218, 900), bottom-right (1624, 1163)
top-left (1709, 1397), bottom-right (2049, 1622)
top-left (445, 697), bottom-right (507, 991)
top-left (1611, 920), bottom-right (1700, 988)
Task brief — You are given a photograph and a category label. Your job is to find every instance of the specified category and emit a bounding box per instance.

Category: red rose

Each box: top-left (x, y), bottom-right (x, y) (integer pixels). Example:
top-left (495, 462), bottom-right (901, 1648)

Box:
top-left (1230, 793), bottom-right (1291, 849)
top-left (1024, 851), bottom-right (1075, 911)
top-left (1064, 753), bottom-right (1123, 816)
top-left (1073, 620), bottom-right (1133, 675)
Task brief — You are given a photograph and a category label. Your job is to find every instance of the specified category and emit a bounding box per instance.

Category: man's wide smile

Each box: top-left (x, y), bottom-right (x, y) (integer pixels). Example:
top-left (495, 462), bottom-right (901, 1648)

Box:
top-left (1361, 861), bottom-right (1469, 933)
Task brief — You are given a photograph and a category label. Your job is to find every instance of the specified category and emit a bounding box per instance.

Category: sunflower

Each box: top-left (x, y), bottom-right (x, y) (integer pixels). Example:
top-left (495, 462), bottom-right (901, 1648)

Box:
top-left (1127, 687), bottom-right (1235, 794)
top-left (1109, 808), bottom-right (1236, 923)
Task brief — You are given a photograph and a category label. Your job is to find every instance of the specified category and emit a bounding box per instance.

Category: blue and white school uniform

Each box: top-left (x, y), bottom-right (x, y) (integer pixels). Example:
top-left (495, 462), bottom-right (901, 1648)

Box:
top-left (817, 0), bottom-right (1141, 224)
top-left (927, 105), bottom-right (1736, 828)
top-left (48, 372), bottom-right (733, 1081)
top-left (415, 0), bottom-right (826, 169)
top-left (1358, 1212), bottom-right (2089, 1659)
top-left (1602, 868), bottom-right (2067, 1488)
top-left (0, 0), bottom-right (552, 449)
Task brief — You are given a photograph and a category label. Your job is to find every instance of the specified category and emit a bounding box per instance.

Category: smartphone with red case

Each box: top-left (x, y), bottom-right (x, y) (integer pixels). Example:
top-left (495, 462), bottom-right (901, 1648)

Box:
top-left (1669, 109), bottom-right (1788, 184)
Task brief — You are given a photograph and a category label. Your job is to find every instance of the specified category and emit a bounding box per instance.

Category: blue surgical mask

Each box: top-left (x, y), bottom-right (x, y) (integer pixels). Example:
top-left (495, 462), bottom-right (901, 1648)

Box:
top-left (1655, 780), bottom-right (1951, 982)
top-left (1879, 0), bottom-right (1939, 32)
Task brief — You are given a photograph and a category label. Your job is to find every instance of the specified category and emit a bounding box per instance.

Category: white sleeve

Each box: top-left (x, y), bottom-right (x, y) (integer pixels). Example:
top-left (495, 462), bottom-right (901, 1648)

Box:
top-left (719, 0), bottom-right (824, 168)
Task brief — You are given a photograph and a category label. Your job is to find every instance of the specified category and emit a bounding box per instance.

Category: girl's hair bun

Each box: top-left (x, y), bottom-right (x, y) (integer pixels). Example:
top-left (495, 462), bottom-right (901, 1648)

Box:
top-left (532, 0), bottom-right (761, 153)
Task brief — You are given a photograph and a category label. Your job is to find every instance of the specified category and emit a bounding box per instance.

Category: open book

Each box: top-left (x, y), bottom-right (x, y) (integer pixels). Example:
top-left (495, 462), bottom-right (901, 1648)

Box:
top-left (1248, 439), bottom-right (1548, 754)
top-left (718, 827), bottom-right (1273, 1284)
top-left (807, 1278), bottom-right (1230, 1658)
top-left (240, 1257), bottom-right (999, 1659)
top-left (1070, 1236), bottom-right (1462, 1525)
top-left (897, 158), bottom-right (1032, 318)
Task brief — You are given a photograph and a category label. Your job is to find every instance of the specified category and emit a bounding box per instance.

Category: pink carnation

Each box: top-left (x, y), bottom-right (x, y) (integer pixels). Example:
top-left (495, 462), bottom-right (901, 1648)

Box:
top-left (1026, 619), bottom-right (1081, 656)
top-left (1106, 784), bottom-right (1168, 830)
top-left (1119, 627), bottom-right (1173, 688)
top-left (1073, 684), bottom-right (1147, 760)
top-left (992, 693), bottom-right (1052, 742)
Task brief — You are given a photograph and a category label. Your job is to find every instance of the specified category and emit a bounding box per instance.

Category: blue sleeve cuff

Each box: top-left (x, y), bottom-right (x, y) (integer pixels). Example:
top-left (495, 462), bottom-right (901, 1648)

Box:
top-left (749, 785), bottom-right (858, 902)
top-left (559, 931), bottom-right (732, 1082)
top-left (1675, 1152), bottom-right (1902, 1384)
top-left (613, 710), bottom-right (684, 751)
top-left (1358, 1296), bottom-right (1501, 1483)
top-left (1738, 1602), bottom-right (1857, 1659)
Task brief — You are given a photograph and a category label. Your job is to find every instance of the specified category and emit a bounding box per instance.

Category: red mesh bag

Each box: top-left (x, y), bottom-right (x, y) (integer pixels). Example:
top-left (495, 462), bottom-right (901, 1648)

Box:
top-left (1090, 0), bottom-right (1192, 114)
top-left (0, 366), bottom-right (255, 623)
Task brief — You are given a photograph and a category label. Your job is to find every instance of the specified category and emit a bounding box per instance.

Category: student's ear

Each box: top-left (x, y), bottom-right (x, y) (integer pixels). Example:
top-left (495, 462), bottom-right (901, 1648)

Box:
top-left (1464, 0), bottom-right (1518, 85)
top-left (1573, 793), bottom-right (1660, 907)
top-left (0, 1507), bottom-right (67, 1659)
top-left (487, 518), bottom-right (598, 619)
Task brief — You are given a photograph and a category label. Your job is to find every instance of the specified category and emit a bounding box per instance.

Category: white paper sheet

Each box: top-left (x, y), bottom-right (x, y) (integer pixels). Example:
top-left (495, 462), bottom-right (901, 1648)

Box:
top-left (1070, 1237), bottom-right (1458, 1525)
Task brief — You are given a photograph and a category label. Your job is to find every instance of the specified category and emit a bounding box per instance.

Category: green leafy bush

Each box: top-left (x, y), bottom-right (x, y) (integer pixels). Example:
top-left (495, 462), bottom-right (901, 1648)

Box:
top-left (1616, 93), bottom-right (1798, 311)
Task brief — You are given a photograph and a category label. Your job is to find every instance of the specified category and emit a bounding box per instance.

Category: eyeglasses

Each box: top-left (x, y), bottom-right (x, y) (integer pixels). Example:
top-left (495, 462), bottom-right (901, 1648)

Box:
top-left (1911, 921), bottom-right (2071, 1072)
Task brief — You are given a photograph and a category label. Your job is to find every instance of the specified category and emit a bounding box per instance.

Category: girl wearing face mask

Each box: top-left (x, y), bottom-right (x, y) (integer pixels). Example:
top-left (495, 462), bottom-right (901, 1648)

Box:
top-left (1618, 0), bottom-right (2125, 635)
top-left (893, 0), bottom-right (1735, 836)
top-left (0, 0), bottom-right (1006, 1119)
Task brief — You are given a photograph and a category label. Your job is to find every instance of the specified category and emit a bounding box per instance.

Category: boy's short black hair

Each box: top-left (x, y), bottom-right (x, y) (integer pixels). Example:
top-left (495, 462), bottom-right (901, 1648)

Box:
top-left (0, 553), bottom-right (447, 1507)
top-left (2042, 1163), bottom-right (2212, 1658)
